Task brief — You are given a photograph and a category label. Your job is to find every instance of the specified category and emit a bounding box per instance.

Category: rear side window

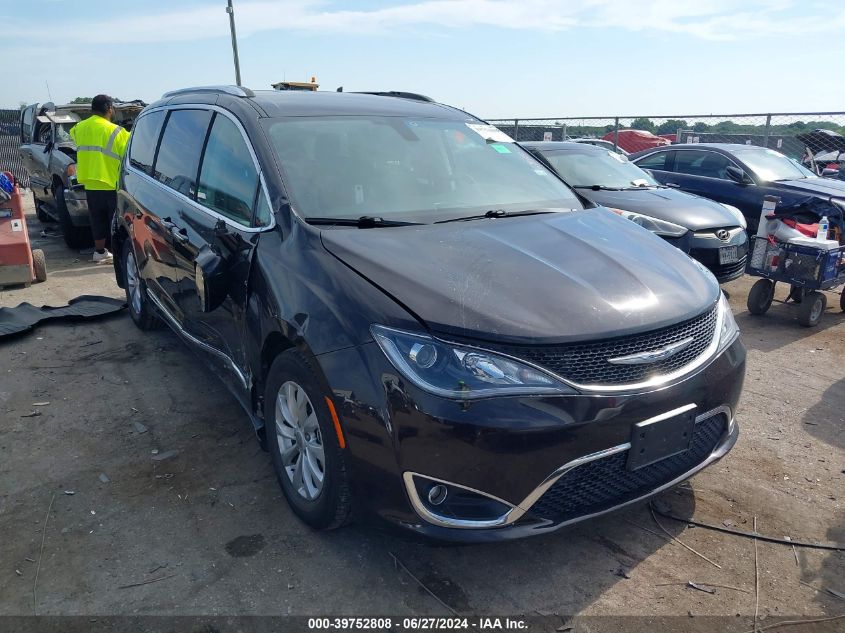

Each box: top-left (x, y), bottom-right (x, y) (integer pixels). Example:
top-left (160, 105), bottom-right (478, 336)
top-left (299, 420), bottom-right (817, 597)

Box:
top-left (674, 151), bottom-right (733, 179)
top-left (197, 114), bottom-right (258, 226)
top-left (154, 109), bottom-right (212, 197)
top-left (128, 110), bottom-right (165, 174)
top-left (635, 151), bottom-right (671, 171)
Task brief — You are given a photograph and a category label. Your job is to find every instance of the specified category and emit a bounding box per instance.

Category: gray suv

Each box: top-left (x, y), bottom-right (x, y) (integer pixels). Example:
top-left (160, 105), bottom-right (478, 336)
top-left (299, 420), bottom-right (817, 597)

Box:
top-left (19, 101), bottom-right (143, 248)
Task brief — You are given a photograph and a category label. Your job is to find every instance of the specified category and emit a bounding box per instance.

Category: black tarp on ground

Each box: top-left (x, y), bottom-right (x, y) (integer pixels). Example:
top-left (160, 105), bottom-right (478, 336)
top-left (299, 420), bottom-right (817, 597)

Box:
top-left (0, 295), bottom-right (125, 339)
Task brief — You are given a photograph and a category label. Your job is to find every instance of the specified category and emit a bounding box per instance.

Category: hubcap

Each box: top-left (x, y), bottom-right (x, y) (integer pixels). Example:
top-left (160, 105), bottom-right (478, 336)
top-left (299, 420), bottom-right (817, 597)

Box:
top-left (275, 381), bottom-right (325, 500)
top-left (811, 298), bottom-right (824, 321)
top-left (126, 250), bottom-right (142, 315)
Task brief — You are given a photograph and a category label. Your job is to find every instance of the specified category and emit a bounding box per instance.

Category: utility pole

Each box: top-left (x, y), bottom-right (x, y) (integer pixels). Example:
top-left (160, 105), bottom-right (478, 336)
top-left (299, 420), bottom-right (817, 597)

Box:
top-left (226, 0), bottom-right (242, 86)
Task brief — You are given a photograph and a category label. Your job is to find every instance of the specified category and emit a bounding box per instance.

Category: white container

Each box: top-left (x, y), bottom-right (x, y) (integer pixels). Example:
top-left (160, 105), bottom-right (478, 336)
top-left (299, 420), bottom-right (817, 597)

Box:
top-left (788, 236), bottom-right (841, 251)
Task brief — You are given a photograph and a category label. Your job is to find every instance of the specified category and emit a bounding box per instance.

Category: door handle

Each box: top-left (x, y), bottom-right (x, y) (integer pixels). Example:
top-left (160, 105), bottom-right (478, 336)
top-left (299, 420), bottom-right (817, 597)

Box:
top-left (169, 226), bottom-right (189, 243)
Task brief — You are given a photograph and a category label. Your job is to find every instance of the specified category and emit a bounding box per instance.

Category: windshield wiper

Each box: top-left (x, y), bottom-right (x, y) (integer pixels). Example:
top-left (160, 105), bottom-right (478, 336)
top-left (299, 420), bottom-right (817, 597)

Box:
top-left (572, 185), bottom-right (626, 191)
top-left (434, 209), bottom-right (563, 224)
top-left (304, 215), bottom-right (424, 228)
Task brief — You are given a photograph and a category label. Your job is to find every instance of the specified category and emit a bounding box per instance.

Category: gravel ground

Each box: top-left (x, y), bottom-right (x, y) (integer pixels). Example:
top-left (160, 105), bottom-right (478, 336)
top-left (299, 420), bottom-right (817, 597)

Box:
top-left (1, 196), bottom-right (843, 627)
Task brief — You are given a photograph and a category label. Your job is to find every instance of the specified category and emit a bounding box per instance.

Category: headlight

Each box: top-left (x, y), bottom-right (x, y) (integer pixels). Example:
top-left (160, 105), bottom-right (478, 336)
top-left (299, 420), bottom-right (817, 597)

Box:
top-left (608, 208), bottom-right (688, 238)
top-left (720, 203), bottom-right (747, 229)
top-left (716, 292), bottom-right (739, 352)
top-left (371, 325), bottom-right (575, 399)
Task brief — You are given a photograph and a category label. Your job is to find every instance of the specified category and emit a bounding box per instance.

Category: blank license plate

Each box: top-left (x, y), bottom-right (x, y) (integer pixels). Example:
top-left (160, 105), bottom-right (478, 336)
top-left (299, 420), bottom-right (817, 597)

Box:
top-left (719, 246), bottom-right (739, 265)
top-left (627, 407), bottom-right (697, 471)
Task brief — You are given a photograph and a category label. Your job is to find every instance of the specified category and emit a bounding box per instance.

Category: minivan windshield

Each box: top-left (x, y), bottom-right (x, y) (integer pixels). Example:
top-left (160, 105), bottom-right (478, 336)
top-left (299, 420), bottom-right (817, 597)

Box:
top-left (264, 116), bottom-right (582, 221)
top-left (735, 147), bottom-right (812, 181)
top-left (542, 148), bottom-right (659, 189)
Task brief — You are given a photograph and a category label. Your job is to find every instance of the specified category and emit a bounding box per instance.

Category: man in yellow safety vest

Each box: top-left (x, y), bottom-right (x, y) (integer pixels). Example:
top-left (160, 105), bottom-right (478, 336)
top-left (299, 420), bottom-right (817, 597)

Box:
top-left (69, 94), bottom-right (130, 264)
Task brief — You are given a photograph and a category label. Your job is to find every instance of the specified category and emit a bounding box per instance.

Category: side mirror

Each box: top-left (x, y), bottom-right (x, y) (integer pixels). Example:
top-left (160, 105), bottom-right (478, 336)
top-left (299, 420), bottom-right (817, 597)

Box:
top-left (725, 165), bottom-right (749, 184)
top-left (195, 245), bottom-right (229, 313)
top-left (821, 168), bottom-right (840, 179)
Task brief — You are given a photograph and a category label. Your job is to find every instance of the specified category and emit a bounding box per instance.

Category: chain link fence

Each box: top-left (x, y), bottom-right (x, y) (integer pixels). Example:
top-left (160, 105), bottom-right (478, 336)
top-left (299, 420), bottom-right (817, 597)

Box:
top-left (0, 108), bottom-right (28, 187)
top-left (487, 113), bottom-right (845, 174)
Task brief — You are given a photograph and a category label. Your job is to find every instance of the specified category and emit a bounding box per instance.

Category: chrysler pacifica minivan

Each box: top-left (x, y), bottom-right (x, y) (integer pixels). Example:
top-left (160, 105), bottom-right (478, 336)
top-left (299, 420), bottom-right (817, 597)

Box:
top-left (113, 86), bottom-right (745, 540)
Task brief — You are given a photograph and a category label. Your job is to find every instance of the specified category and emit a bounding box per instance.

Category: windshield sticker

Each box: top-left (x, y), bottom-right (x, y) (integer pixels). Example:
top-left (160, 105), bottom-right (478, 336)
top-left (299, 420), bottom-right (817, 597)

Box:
top-left (466, 123), bottom-right (514, 143)
top-left (490, 143), bottom-right (511, 154)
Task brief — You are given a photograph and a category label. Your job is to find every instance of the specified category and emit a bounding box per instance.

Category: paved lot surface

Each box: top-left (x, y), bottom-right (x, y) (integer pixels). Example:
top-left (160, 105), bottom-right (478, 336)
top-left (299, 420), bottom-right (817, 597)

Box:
top-left (1, 196), bottom-right (843, 624)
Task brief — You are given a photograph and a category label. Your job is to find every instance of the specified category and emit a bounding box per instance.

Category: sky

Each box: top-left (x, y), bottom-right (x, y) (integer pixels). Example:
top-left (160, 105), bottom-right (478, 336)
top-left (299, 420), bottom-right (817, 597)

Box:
top-left (3, 0), bottom-right (844, 118)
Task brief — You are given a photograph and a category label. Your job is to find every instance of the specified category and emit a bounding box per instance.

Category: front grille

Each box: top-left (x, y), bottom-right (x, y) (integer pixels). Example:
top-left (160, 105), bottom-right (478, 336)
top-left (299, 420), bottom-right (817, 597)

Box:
top-left (490, 304), bottom-right (718, 386)
top-left (707, 255), bottom-right (747, 282)
top-left (528, 414), bottom-right (726, 522)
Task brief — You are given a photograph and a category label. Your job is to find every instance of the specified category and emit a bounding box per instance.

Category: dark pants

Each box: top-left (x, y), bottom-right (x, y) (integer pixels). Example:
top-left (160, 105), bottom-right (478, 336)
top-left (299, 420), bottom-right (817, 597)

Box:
top-left (85, 190), bottom-right (117, 247)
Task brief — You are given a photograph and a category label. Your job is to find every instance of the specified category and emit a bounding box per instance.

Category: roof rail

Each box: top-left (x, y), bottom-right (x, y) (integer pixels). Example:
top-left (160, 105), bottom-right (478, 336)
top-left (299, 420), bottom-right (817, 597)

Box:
top-left (354, 91), bottom-right (435, 103)
top-left (162, 85), bottom-right (254, 99)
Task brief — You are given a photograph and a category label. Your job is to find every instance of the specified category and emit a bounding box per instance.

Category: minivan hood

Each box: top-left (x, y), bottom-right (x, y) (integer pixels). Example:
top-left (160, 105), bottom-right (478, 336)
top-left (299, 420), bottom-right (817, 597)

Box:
top-left (774, 177), bottom-right (845, 199)
top-left (321, 210), bottom-right (719, 345)
top-left (582, 187), bottom-right (740, 230)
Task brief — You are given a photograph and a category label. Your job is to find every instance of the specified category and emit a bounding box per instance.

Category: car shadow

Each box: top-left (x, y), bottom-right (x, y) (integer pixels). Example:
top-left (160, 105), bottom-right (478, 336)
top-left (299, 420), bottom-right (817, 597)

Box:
top-left (801, 378), bottom-right (844, 452)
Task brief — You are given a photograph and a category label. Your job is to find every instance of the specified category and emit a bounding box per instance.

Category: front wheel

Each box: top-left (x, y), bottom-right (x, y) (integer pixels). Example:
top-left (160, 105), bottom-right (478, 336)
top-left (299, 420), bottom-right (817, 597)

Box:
top-left (797, 291), bottom-right (826, 327)
top-left (747, 279), bottom-right (775, 315)
top-left (264, 351), bottom-right (352, 530)
top-left (840, 289), bottom-right (845, 313)
top-left (31, 249), bottom-right (47, 282)
top-left (123, 241), bottom-right (159, 330)
top-left (56, 186), bottom-right (92, 249)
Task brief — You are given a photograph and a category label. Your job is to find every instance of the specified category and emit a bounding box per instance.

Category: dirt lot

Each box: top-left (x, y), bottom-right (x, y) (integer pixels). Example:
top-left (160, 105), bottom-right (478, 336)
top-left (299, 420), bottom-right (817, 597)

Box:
top-left (1, 196), bottom-right (843, 627)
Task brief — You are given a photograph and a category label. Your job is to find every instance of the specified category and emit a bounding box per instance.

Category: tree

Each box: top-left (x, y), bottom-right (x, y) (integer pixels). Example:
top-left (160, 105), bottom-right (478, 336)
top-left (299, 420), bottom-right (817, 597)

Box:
top-left (656, 119), bottom-right (688, 135)
top-left (71, 97), bottom-right (92, 104)
top-left (631, 117), bottom-right (655, 132)
top-left (693, 122), bottom-right (710, 132)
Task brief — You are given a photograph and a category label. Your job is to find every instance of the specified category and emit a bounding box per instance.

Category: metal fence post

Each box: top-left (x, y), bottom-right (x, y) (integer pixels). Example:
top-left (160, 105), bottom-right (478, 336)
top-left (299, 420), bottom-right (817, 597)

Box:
top-left (562, 123), bottom-right (567, 141)
top-left (762, 114), bottom-right (772, 148)
top-left (513, 119), bottom-right (519, 141)
top-left (613, 117), bottom-right (620, 150)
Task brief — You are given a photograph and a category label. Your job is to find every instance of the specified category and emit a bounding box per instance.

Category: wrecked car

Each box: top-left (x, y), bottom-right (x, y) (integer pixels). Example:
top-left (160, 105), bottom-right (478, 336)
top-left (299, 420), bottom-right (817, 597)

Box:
top-left (113, 86), bottom-right (745, 541)
top-left (19, 100), bottom-right (144, 248)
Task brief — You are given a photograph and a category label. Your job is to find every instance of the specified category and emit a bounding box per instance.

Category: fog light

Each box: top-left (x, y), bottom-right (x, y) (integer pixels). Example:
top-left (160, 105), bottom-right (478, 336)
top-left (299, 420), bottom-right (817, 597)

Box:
top-left (427, 484), bottom-right (448, 505)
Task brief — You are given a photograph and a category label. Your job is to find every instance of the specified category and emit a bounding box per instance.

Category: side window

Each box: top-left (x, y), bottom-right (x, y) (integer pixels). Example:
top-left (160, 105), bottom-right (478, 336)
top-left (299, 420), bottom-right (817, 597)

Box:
top-left (675, 151), bottom-right (734, 180)
top-left (635, 151), bottom-right (670, 171)
top-left (196, 114), bottom-right (258, 226)
top-left (254, 188), bottom-right (272, 226)
top-left (128, 110), bottom-right (166, 174)
top-left (21, 106), bottom-right (34, 143)
top-left (153, 109), bottom-right (212, 197)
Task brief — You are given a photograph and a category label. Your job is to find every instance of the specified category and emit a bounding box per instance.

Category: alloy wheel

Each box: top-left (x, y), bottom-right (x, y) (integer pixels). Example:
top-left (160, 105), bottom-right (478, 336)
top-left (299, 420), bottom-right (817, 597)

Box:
top-left (275, 381), bottom-right (325, 500)
top-left (125, 250), bottom-right (142, 315)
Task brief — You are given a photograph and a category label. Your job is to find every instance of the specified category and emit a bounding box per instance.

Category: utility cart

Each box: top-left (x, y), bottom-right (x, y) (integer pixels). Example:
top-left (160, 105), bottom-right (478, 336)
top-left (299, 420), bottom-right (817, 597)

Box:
top-left (0, 171), bottom-right (47, 288)
top-left (746, 235), bottom-right (845, 327)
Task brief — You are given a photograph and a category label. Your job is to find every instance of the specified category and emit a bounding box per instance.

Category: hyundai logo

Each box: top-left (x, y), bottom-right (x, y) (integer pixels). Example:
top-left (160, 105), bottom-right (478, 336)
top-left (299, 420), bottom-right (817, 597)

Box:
top-left (607, 337), bottom-right (694, 365)
top-left (716, 229), bottom-right (730, 241)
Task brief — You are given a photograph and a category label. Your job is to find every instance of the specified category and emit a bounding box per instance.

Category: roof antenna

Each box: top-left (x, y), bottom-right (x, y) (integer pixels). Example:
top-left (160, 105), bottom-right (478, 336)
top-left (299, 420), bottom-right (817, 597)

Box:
top-left (45, 80), bottom-right (53, 101)
top-left (337, 86), bottom-right (343, 92)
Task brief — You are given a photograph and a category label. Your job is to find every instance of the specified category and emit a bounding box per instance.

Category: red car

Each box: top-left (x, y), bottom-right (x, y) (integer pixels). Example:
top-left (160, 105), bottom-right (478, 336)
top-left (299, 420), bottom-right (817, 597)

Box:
top-left (603, 129), bottom-right (671, 153)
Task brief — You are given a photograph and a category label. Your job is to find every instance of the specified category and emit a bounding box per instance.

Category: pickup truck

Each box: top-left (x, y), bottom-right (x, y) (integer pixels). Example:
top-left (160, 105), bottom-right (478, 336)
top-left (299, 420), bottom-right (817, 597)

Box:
top-left (18, 101), bottom-right (144, 248)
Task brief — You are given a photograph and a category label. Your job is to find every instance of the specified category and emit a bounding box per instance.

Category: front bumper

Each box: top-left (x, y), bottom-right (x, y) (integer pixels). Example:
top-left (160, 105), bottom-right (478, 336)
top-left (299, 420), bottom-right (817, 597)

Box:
top-left (64, 186), bottom-right (90, 225)
top-left (690, 229), bottom-right (749, 283)
top-left (319, 336), bottom-right (746, 542)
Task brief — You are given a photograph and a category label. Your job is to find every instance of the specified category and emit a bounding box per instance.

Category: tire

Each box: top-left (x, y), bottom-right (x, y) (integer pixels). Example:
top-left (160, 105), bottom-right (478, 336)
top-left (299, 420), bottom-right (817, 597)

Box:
top-left (123, 241), bottom-right (159, 330)
top-left (747, 279), bottom-right (775, 315)
top-left (55, 186), bottom-right (92, 249)
top-left (34, 193), bottom-right (53, 223)
top-left (840, 289), bottom-right (845, 313)
top-left (797, 291), bottom-right (826, 327)
top-left (264, 351), bottom-right (352, 530)
top-left (31, 249), bottom-right (47, 283)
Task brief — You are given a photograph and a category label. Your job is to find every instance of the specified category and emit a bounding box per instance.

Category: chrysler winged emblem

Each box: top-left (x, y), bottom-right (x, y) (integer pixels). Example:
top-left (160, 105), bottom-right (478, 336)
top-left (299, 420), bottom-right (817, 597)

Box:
top-left (607, 337), bottom-right (694, 365)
